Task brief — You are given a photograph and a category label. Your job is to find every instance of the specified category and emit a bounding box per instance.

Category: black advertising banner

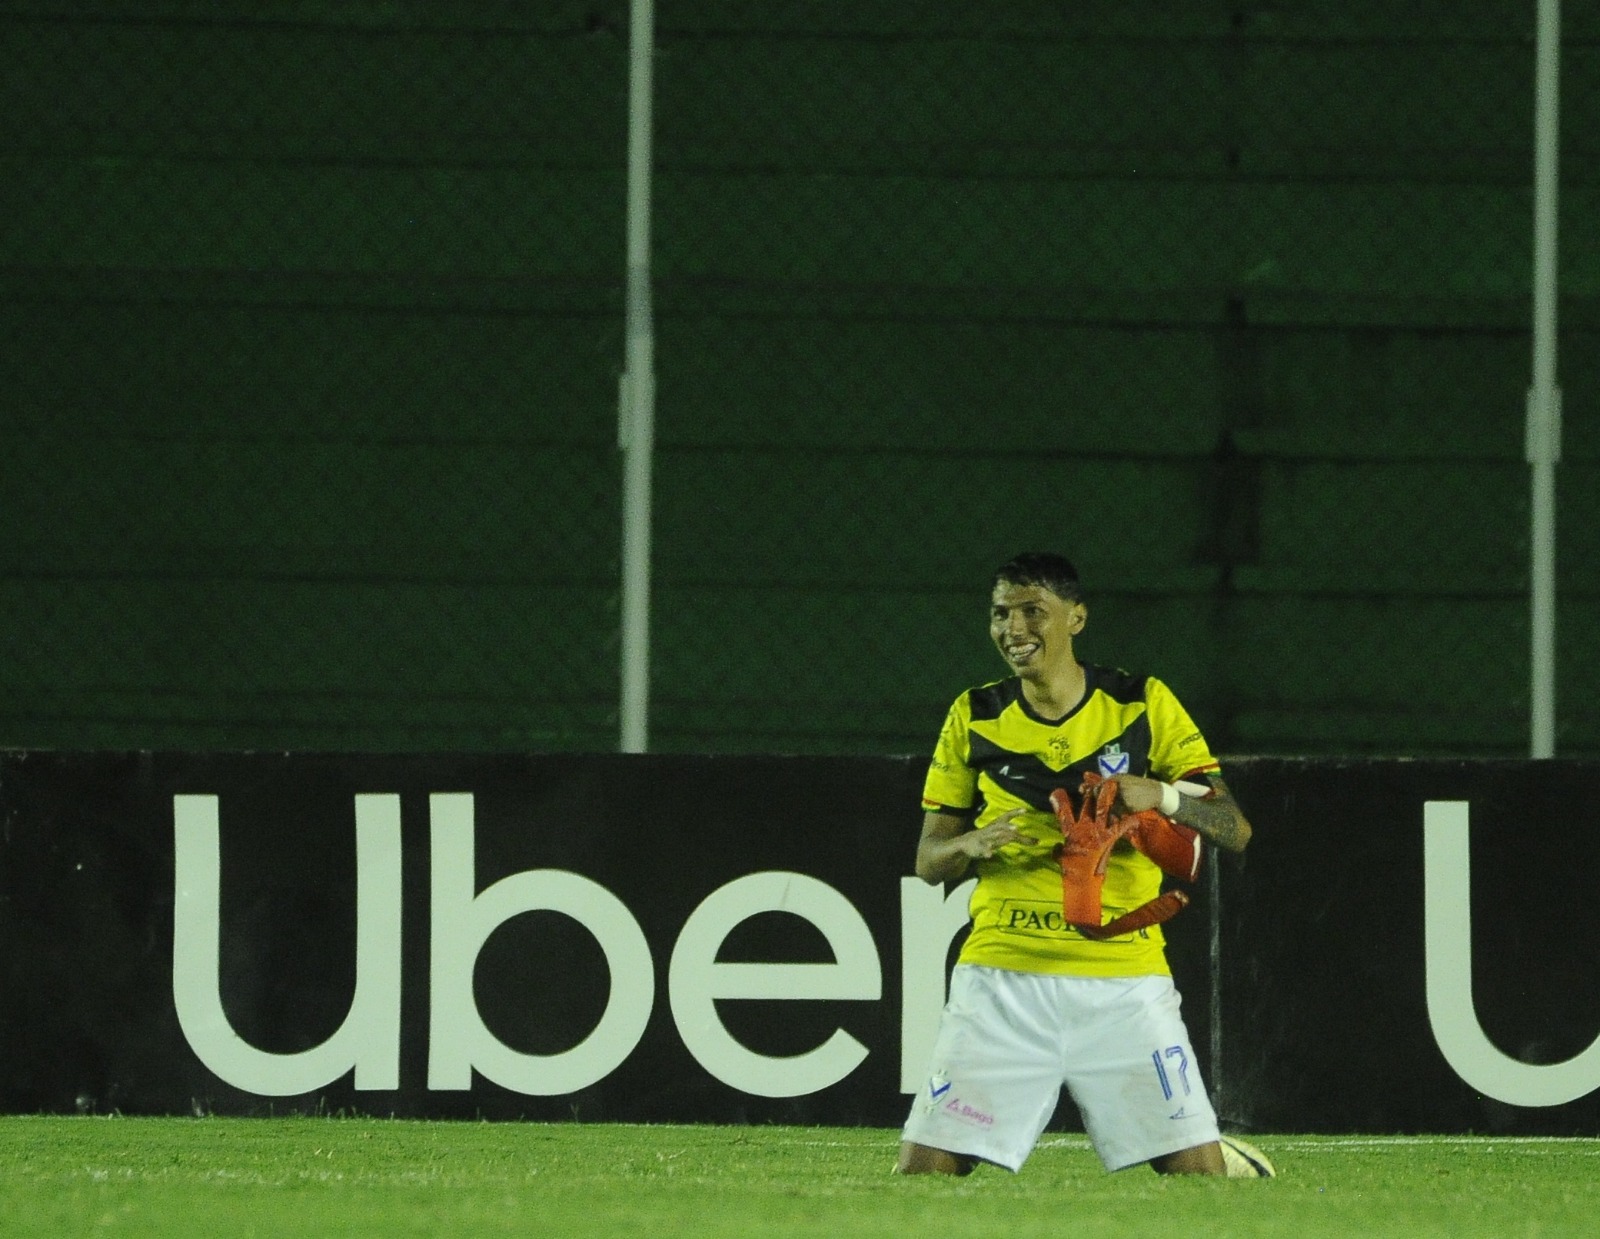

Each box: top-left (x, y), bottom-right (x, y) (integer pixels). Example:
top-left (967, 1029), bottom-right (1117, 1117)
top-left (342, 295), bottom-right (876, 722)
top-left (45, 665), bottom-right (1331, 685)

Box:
top-left (0, 751), bottom-right (934, 1125)
top-left (1218, 758), bottom-right (1600, 1135)
top-left (1, 751), bottom-right (1597, 1133)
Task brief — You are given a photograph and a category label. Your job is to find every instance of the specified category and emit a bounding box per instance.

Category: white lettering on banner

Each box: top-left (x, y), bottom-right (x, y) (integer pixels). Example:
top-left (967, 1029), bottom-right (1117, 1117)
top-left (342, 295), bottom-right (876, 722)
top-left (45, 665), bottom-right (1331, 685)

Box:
top-left (668, 872), bottom-right (881, 1097)
top-left (898, 876), bottom-right (976, 1093)
top-left (427, 792), bottom-right (655, 1094)
top-left (171, 794), bottom-right (403, 1095)
top-left (171, 792), bottom-right (897, 1099)
top-left (1424, 800), bottom-right (1600, 1105)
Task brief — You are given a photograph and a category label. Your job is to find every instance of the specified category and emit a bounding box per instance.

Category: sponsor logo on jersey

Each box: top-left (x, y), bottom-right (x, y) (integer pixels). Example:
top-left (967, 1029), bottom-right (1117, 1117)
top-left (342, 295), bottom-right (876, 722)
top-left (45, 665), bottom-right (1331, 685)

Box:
top-left (997, 899), bottom-right (1143, 940)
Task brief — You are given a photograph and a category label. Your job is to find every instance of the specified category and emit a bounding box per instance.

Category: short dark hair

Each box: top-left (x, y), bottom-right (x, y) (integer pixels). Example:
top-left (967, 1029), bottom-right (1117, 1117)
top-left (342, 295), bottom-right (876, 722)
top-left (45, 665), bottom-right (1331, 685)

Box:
top-left (992, 552), bottom-right (1083, 604)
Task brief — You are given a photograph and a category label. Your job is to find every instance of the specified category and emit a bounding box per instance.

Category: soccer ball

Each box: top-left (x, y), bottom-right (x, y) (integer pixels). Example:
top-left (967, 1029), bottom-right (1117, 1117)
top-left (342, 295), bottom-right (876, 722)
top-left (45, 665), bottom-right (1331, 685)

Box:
top-left (1220, 1135), bottom-right (1276, 1179)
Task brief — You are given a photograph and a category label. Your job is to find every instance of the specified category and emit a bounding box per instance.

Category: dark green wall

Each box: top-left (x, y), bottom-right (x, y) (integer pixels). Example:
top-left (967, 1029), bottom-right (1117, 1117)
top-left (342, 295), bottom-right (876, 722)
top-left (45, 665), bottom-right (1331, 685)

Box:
top-left (1, 2), bottom-right (1596, 756)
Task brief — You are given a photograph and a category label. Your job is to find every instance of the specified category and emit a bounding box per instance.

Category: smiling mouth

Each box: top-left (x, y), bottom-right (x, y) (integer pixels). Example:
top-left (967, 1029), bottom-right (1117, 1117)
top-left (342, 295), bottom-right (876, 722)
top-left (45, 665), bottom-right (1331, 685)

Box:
top-left (1005, 642), bottom-right (1040, 663)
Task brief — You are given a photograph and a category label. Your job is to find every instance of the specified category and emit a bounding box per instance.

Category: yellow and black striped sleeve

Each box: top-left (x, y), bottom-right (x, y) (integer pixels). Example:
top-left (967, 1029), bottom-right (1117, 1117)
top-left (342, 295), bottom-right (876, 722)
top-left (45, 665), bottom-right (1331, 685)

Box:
top-left (921, 691), bottom-right (978, 813)
top-left (1145, 676), bottom-right (1222, 783)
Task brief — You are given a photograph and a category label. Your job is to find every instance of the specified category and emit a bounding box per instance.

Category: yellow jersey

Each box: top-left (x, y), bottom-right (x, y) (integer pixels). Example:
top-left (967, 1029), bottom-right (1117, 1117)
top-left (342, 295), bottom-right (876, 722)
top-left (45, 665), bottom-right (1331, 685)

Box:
top-left (921, 664), bottom-right (1221, 977)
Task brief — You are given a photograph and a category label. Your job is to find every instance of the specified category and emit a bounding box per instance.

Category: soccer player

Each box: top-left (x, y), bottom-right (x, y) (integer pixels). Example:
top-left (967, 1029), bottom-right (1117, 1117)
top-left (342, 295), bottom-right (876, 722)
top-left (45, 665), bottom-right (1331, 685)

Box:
top-left (895, 552), bottom-right (1257, 1177)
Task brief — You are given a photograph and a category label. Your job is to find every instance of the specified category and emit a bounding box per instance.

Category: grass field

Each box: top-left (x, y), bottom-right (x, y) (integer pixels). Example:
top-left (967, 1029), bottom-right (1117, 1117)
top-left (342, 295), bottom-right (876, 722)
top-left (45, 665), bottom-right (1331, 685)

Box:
top-left (1, 1117), bottom-right (1595, 1238)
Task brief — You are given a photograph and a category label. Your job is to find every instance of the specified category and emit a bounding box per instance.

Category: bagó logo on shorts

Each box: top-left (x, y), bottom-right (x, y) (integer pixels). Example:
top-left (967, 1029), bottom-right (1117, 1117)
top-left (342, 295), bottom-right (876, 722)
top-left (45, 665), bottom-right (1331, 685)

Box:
top-left (943, 1098), bottom-right (994, 1127)
top-left (925, 1073), bottom-right (993, 1126)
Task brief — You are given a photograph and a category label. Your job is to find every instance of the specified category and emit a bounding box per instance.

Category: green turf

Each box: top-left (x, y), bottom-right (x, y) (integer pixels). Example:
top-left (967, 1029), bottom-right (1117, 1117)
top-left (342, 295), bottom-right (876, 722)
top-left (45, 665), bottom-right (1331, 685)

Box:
top-left (0, 1118), bottom-right (1594, 1238)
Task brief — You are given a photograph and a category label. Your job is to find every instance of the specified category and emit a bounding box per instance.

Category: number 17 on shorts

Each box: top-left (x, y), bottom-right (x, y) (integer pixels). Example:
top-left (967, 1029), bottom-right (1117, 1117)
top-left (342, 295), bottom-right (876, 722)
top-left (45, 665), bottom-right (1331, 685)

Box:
top-left (1152, 1044), bottom-right (1192, 1102)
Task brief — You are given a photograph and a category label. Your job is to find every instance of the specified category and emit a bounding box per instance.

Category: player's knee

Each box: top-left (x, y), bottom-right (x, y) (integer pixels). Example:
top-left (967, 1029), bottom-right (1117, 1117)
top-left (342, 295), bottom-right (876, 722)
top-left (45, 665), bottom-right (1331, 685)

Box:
top-left (1149, 1141), bottom-right (1227, 1176)
top-left (894, 1142), bottom-right (976, 1176)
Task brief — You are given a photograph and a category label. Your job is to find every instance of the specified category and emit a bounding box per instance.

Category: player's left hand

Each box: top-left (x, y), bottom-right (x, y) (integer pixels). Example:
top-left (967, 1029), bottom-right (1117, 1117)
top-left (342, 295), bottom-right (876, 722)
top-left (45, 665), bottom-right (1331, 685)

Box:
top-left (1112, 774), bottom-right (1167, 814)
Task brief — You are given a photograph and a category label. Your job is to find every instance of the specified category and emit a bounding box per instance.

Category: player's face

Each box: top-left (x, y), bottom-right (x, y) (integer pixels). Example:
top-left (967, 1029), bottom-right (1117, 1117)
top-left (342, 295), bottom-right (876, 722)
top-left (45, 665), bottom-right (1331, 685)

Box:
top-left (989, 582), bottom-right (1085, 677)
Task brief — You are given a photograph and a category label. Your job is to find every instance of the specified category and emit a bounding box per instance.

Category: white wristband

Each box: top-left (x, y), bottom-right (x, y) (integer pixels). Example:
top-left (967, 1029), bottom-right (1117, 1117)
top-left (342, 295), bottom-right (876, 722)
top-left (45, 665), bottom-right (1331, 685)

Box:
top-left (1159, 782), bottom-right (1182, 816)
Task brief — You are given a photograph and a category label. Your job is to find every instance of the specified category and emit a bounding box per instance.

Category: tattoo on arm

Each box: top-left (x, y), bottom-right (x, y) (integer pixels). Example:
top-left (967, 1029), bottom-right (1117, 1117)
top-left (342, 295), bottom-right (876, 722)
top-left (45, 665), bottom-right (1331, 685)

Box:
top-left (1172, 777), bottom-right (1253, 853)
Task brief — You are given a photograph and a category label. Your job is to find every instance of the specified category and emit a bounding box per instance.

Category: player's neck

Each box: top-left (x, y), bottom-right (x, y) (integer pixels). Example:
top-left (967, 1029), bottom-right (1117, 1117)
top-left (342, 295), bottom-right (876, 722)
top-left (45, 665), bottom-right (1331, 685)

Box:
top-left (1019, 659), bottom-right (1085, 721)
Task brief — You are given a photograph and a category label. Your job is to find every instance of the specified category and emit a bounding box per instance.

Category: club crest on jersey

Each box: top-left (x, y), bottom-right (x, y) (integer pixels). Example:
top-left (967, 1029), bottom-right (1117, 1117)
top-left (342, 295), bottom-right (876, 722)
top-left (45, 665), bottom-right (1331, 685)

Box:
top-left (1098, 744), bottom-right (1130, 777)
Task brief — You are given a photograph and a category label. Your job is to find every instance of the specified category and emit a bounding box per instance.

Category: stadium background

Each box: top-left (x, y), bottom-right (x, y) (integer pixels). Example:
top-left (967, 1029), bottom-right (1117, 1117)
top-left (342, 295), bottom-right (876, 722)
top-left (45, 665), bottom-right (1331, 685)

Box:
top-left (2, 1), bottom-right (1597, 761)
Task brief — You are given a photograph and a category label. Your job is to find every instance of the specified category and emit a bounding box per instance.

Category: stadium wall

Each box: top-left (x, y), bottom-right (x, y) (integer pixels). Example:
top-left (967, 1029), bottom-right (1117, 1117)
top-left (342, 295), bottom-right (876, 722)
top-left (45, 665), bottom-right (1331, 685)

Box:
top-left (2, 750), bottom-right (1597, 1135)
top-left (2, 4), bottom-right (1598, 759)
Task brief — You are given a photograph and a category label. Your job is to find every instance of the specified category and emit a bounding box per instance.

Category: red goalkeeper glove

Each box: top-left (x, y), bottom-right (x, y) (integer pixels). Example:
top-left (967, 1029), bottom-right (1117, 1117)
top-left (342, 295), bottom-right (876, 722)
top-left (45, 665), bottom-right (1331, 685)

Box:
top-left (1125, 809), bottom-right (1203, 883)
top-left (1052, 774), bottom-right (1201, 941)
top-left (1050, 774), bottom-right (1134, 932)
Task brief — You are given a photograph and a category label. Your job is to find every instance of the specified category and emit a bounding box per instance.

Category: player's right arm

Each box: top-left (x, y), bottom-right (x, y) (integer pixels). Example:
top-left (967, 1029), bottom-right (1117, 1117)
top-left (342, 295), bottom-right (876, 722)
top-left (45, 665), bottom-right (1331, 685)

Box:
top-left (914, 808), bottom-right (1030, 884)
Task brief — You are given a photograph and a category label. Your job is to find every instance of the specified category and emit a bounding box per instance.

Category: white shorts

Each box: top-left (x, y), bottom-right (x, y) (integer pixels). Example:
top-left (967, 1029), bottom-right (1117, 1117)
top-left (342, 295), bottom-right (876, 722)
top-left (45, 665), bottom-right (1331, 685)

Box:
top-left (901, 964), bottom-right (1220, 1172)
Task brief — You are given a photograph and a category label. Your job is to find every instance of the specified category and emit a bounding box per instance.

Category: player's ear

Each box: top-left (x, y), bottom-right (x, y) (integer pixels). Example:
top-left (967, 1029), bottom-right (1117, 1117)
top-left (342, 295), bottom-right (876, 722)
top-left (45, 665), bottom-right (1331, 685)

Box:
top-left (1068, 603), bottom-right (1087, 635)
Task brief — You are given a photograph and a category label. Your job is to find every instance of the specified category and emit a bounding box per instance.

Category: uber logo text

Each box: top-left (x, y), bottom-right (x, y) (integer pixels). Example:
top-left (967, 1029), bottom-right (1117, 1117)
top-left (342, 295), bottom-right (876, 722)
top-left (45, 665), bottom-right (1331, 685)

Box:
top-left (172, 794), bottom-right (974, 1101)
